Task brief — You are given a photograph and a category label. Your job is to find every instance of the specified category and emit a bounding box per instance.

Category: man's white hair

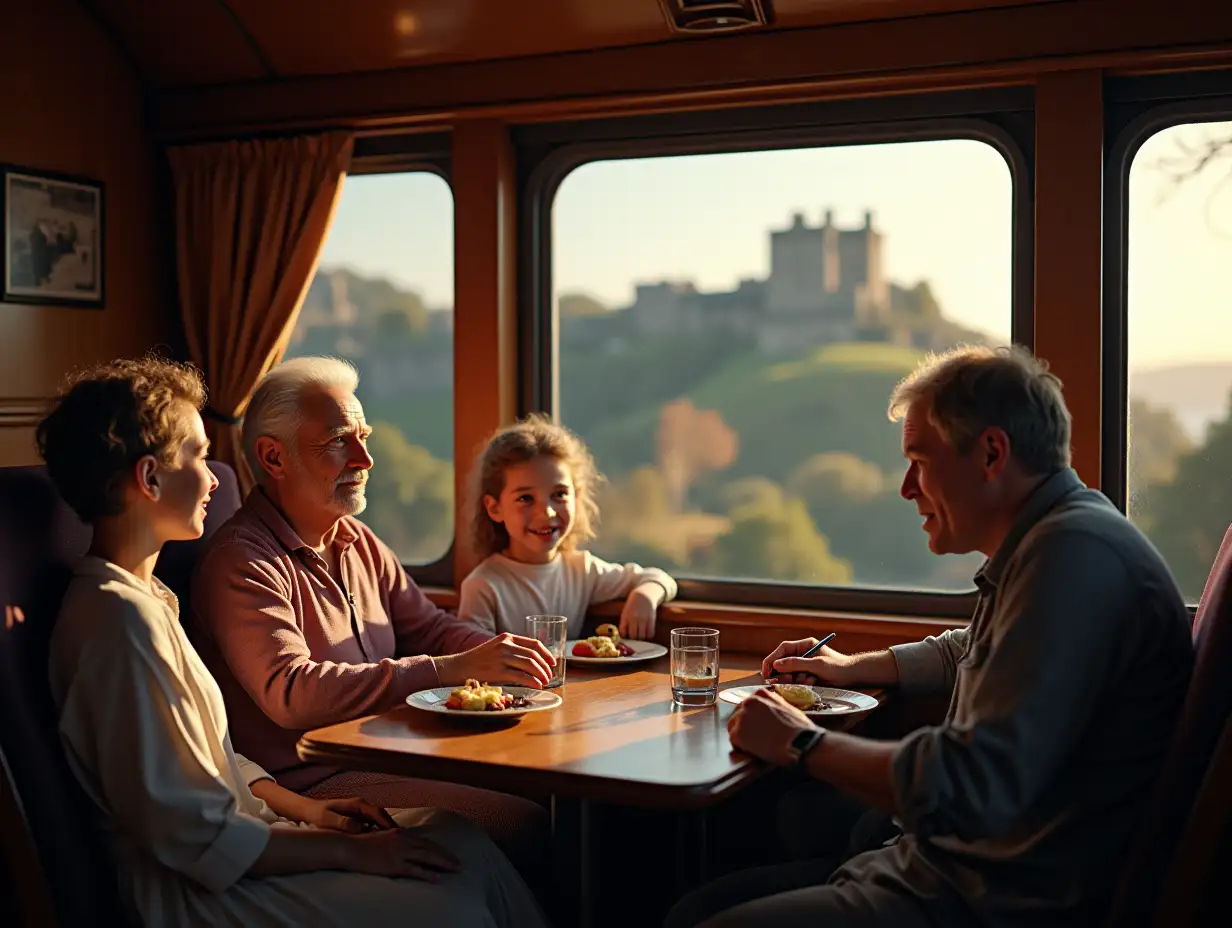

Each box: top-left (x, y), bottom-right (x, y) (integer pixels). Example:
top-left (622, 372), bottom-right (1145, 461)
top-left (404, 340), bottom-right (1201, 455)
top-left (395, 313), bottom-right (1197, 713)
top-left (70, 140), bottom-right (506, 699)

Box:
top-left (243, 356), bottom-right (359, 480)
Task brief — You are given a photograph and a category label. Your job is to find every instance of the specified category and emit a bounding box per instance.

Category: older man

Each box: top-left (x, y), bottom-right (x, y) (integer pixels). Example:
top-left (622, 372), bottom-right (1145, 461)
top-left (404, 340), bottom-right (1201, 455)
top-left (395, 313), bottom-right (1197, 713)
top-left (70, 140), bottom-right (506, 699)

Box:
top-left (191, 357), bottom-right (553, 859)
top-left (668, 345), bottom-right (1194, 927)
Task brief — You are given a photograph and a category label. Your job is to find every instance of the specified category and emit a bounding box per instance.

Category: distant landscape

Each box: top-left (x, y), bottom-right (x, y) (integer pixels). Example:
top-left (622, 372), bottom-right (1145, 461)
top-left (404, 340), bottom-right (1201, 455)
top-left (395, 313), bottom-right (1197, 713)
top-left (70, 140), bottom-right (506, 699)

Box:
top-left (1131, 363), bottom-right (1232, 440)
top-left (287, 265), bottom-right (1228, 603)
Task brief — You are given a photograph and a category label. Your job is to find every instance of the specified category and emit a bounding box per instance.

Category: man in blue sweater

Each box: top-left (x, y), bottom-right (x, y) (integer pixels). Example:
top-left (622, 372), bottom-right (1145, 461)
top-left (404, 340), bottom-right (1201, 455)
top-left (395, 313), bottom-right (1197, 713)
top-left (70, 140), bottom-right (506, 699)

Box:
top-left (669, 345), bottom-right (1194, 927)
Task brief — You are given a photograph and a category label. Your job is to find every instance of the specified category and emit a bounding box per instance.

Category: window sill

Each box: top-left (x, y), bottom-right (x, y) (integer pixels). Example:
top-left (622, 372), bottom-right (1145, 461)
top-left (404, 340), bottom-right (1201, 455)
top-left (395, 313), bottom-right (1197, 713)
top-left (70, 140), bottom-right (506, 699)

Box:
top-left (424, 587), bottom-right (967, 654)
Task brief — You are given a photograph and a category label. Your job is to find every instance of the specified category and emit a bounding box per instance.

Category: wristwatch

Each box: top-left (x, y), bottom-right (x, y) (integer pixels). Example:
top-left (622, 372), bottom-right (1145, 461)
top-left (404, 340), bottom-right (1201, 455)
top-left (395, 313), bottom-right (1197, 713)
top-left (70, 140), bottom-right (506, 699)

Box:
top-left (787, 727), bottom-right (825, 768)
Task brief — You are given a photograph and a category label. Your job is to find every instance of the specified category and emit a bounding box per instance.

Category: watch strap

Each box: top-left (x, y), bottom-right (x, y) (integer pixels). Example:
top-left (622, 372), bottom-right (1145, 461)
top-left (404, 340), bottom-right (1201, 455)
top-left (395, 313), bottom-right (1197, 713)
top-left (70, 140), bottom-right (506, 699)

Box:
top-left (790, 727), bottom-right (825, 767)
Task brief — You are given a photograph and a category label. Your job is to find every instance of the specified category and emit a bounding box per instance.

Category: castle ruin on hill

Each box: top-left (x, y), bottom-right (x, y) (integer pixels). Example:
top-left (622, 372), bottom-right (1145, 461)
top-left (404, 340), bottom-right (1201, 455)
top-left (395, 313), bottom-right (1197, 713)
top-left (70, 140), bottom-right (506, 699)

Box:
top-left (627, 209), bottom-right (892, 353)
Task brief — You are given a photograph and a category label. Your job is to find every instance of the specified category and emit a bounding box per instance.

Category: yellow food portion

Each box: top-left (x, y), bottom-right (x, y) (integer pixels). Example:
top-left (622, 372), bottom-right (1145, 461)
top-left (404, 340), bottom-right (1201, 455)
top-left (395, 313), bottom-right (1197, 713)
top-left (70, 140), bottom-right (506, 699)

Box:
top-left (584, 636), bottom-right (621, 658)
top-left (594, 623), bottom-right (621, 641)
top-left (774, 684), bottom-right (820, 711)
top-left (449, 678), bottom-right (507, 711)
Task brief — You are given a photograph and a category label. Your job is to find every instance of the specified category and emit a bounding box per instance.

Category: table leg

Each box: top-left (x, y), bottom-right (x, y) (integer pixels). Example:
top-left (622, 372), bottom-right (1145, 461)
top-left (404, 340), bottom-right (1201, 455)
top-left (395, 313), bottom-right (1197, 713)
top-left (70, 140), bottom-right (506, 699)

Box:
top-left (551, 795), bottom-right (595, 928)
top-left (674, 807), bottom-right (713, 898)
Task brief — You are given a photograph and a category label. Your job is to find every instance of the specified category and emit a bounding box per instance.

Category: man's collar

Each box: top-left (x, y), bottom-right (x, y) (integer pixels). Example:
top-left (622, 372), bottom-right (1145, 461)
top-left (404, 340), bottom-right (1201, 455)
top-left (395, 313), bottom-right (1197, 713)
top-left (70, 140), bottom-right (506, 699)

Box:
top-left (974, 468), bottom-right (1085, 589)
top-left (246, 486), bottom-right (360, 556)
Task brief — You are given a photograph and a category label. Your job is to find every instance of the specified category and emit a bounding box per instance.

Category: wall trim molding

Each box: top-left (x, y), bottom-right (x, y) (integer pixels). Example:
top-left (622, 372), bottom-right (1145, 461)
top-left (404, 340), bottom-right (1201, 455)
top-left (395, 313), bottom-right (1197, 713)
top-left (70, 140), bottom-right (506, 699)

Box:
top-left (0, 398), bottom-right (49, 429)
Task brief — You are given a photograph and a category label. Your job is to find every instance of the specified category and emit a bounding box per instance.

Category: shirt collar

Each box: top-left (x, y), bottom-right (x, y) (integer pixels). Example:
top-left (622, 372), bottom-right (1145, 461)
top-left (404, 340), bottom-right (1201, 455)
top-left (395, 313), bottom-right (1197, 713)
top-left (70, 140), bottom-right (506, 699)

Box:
top-left (245, 486), bottom-right (360, 557)
top-left (75, 555), bottom-right (179, 612)
top-left (974, 467), bottom-right (1086, 589)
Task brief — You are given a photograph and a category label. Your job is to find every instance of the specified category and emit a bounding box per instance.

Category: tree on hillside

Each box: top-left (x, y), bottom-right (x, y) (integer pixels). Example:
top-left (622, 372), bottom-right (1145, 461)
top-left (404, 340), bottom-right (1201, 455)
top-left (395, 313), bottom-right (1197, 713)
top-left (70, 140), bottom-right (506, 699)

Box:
top-left (604, 466), bottom-right (674, 524)
top-left (360, 423), bottom-right (454, 563)
top-left (890, 281), bottom-right (943, 320)
top-left (1127, 397), bottom-right (1194, 524)
top-left (787, 452), bottom-right (885, 503)
top-left (703, 494), bottom-right (851, 585)
top-left (594, 466), bottom-right (673, 547)
top-left (374, 308), bottom-right (417, 340)
top-left (656, 399), bottom-right (739, 512)
top-left (590, 466), bottom-right (711, 569)
top-left (782, 451), bottom-right (941, 587)
top-left (720, 476), bottom-right (785, 513)
top-left (559, 292), bottom-right (609, 318)
top-left (1136, 392), bottom-right (1232, 601)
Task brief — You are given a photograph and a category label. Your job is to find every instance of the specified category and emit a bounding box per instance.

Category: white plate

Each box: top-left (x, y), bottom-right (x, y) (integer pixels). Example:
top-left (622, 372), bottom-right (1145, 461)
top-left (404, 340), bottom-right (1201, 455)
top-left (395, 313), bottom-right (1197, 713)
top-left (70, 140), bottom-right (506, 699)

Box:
top-left (406, 686), bottom-right (562, 718)
top-left (719, 685), bottom-right (879, 716)
top-left (565, 638), bottom-right (668, 665)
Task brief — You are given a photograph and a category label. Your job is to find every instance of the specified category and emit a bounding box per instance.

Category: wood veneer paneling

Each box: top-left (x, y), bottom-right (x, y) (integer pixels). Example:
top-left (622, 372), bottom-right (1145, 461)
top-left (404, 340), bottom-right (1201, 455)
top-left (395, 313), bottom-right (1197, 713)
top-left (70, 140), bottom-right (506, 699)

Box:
top-left (148, 1), bottom-right (1232, 137)
top-left (2, 0), bottom-right (168, 466)
top-left (1035, 70), bottom-right (1105, 486)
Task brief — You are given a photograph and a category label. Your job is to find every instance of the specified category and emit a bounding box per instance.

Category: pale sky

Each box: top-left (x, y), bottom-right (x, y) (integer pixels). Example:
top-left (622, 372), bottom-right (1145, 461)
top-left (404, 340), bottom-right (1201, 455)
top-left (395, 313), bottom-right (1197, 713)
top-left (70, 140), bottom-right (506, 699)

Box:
top-left (318, 122), bottom-right (1232, 370)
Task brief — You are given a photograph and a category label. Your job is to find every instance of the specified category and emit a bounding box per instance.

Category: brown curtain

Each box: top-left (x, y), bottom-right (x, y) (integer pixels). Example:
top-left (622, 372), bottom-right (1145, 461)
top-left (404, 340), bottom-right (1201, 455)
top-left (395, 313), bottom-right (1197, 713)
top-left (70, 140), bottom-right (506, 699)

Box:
top-left (169, 132), bottom-right (354, 493)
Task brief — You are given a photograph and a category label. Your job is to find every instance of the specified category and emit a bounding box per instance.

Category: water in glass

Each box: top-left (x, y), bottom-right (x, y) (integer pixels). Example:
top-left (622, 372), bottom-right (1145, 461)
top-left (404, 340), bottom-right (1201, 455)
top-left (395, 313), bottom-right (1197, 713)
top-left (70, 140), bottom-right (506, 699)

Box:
top-left (671, 628), bottom-right (719, 706)
top-left (525, 615), bottom-right (568, 688)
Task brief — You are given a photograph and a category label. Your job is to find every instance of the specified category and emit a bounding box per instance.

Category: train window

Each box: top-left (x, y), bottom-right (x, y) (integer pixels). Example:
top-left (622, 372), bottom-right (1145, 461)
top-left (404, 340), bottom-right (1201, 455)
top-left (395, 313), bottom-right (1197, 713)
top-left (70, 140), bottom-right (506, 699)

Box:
top-left (284, 171), bottom-right (455, 568)
top-left (1126, 119), bottom-right (1232, 603)
top-left (549, 140), bottom-right (1014, 595)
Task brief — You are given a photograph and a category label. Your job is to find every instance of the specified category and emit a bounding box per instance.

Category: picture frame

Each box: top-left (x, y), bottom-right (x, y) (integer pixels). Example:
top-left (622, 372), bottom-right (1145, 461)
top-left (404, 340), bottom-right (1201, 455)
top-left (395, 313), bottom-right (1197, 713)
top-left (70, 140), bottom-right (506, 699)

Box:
top-left (2, 164), bottom-right (104, 308)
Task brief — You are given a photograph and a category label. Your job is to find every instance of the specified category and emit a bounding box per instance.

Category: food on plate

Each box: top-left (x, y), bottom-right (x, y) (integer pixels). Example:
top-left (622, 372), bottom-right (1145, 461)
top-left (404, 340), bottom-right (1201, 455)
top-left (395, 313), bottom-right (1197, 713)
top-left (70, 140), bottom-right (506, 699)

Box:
top-left (773, 684), bottom-right (834, 712)
top-left (444, 679), bottom-right (531, 711)
top-left (572, 625), bottom-right (636, 658)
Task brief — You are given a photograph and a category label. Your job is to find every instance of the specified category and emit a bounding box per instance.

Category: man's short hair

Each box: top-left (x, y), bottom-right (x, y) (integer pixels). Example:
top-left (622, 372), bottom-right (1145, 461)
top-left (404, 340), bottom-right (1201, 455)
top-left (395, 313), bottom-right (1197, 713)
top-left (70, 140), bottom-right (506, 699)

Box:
top-left (242, 357), bottom-right (359, 479)
top-left (37, 356), bottom-right (207, 522)
top-left (888, 344), bottom-right (1072, 475)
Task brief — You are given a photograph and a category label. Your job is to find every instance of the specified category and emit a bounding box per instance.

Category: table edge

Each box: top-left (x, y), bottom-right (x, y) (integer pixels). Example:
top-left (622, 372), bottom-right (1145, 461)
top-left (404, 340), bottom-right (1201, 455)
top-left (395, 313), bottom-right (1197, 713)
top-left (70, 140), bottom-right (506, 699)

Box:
top-left (297, 735), bottom-right (769, 810)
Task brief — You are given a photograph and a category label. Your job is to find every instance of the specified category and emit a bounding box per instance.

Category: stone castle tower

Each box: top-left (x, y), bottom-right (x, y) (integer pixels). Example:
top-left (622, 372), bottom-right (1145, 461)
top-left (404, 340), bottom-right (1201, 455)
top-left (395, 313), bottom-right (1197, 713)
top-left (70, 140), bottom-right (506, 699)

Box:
top-left (766, 209), bottom-right (889, 325)
top-left (622, 208), bottom-right (895, 356)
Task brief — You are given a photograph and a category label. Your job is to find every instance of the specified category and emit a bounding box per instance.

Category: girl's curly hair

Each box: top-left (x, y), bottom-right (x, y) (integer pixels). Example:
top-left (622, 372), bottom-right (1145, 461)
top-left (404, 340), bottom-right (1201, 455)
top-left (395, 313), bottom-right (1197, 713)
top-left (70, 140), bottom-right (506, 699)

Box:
top-left (466, 414), bottom-right (603, 559)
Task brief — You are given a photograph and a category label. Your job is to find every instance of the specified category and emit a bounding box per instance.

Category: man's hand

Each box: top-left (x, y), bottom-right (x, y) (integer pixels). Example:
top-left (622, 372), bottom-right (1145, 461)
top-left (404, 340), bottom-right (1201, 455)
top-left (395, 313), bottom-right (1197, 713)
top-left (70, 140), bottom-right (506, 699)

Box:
top-left (762, 637), bottom-right (853, 686)
top-left (619, 586), bottom-right (661, 639)
top-left (435, 633), bottom-right (556, 688)
top-left (305, 797), bottom-right (397, 833)
top-left (341, 829), bottom-right (462, 882)
top-left (727, 688), bottom-right (818, 767)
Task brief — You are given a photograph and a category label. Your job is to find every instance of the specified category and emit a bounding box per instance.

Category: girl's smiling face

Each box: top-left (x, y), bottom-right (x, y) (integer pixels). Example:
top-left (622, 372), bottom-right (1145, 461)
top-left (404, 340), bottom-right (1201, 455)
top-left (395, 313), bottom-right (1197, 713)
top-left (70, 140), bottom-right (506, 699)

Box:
top-left (484, 455), bottom-right (576, 564)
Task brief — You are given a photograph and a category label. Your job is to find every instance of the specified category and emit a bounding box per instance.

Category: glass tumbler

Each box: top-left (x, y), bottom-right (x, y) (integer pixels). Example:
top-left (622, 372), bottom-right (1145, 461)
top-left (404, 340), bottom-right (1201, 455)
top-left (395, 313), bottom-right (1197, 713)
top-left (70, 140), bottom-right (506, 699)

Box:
top-left (670, 627), bottom-right (720, 706)
top-left (525, 614), bottom-right (568, 689)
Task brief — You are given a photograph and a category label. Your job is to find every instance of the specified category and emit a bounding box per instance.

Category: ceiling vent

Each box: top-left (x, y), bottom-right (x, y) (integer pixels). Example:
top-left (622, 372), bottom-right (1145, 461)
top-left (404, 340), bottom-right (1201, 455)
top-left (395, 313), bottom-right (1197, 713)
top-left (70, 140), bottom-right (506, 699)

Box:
top-left (659, 1), bottom-right (773, 34)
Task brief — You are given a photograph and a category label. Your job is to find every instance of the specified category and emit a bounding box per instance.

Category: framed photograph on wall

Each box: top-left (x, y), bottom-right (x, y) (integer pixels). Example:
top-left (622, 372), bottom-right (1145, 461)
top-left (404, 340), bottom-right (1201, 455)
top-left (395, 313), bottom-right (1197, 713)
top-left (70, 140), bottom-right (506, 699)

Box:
top-left (2, 164), bottom-right (104, 307)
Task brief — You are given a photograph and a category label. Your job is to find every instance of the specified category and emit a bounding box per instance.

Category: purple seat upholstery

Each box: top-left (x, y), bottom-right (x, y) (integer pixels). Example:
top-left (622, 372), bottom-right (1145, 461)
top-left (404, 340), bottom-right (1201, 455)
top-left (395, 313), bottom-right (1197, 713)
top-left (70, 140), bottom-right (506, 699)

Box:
top-left (0, 461), bottom-right (240, 927)
top-left (1106, 525), bottom-right (1232, 926)
top-left (0, 465), bottom-right (124, 926)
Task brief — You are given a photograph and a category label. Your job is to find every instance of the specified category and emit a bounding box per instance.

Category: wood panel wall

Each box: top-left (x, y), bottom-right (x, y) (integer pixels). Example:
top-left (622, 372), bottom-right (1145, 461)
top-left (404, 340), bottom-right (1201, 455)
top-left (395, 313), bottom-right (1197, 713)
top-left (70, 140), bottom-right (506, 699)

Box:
top-left (0, 0), bottom-right (168, 466)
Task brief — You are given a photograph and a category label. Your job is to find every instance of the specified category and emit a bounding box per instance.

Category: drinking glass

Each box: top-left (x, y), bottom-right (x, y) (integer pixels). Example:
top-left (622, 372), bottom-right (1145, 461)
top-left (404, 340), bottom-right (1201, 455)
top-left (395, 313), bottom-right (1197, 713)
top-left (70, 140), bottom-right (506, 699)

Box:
top-left (670, 627), bottom-right (720, 707)
top-left (525, 615), bottom-right (568, 689)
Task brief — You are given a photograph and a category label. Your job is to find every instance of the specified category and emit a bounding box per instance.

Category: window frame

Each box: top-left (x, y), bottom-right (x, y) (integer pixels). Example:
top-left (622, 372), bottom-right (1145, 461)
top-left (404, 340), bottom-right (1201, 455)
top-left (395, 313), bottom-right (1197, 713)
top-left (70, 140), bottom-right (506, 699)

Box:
top-left (333, 132), bottom-right (456, 587)
top-left (1101, 71), bottom-right (1232, 515)
top-left (516, 89), bottom-right (1035, 617)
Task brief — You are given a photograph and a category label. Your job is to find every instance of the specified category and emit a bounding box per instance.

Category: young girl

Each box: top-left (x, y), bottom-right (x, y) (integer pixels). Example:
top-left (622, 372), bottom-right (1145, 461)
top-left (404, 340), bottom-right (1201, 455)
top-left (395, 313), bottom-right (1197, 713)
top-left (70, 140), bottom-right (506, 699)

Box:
top-left (459, 414), bottom-right (677, 640)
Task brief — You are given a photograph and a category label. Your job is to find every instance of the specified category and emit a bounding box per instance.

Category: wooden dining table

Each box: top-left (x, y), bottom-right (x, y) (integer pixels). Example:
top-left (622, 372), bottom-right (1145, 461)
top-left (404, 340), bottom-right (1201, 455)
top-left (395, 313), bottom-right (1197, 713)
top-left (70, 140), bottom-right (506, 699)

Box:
top-left (298, 652), bottom-right (882, 926)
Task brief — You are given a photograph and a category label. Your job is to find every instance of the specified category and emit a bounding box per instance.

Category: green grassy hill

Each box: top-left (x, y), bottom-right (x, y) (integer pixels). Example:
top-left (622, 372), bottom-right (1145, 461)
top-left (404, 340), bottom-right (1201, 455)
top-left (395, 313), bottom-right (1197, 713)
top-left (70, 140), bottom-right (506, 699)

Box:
top-left (578, 342), bottom-right (922, 483)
